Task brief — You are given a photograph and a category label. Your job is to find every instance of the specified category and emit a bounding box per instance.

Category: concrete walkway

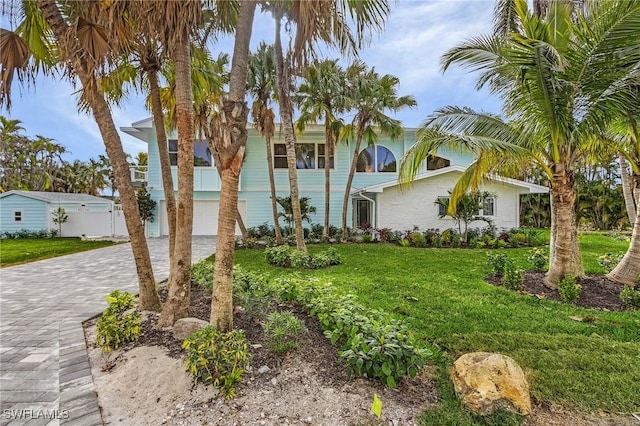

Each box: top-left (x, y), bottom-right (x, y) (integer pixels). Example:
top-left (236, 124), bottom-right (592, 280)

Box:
top-left (0, 237), bottom-right (216, 426)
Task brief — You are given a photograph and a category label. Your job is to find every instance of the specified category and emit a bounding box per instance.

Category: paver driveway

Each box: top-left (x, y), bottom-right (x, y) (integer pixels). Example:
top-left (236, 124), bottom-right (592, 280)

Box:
top-left (0, 237), bottom-right (216, 425)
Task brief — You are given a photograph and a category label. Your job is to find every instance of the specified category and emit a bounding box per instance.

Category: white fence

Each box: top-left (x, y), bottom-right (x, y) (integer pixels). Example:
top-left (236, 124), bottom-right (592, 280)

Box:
top-left (54, 204), bottom-right (128, 238)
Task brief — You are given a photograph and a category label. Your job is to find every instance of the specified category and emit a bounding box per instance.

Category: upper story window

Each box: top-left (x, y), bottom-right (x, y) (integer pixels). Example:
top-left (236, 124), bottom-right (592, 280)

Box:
top-left (168, 139), bottom-right (213, 167)
top-left (14, 210), bottom-right (22, 222)
top-left (356, 145), bottom-right (396, 173)
top-left (273, 143), bottom-right (334, 170)
top-left (426, 155), bottom-right (451, 170)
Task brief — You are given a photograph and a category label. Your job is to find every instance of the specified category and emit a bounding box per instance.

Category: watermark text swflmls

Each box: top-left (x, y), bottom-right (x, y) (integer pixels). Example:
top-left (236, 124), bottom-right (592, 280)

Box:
top-left (1, 409), bottom-right (70, 420)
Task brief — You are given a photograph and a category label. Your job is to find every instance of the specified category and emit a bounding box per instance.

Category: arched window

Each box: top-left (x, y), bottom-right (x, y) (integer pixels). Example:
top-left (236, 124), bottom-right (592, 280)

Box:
top-left (356, 145), bottom-right (396, 173)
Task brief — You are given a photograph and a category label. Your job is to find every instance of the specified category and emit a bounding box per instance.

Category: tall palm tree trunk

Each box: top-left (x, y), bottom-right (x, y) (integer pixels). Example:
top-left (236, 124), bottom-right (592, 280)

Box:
top-left (608, 201), bottom-right (640, 287)
top-left (38, 0), bottom-right (161, 311)
top-left (265, 133), bottom-right (283, 244)
top-left (148, 68), bottom-right (177, 257)
top-left (545, 167), bottom-right (584, 288)
top-left (323, 122), bottom-right (332, 240)
top-left (159, 37), bottom-right (194, 326)
top-left (341, 129), bottom-right (365, 241)
top-left (210, 0), bottom-right (257, 332)
top-left (275, 15), bottom-right (306, 251)
top-left (619, 155), bottom-right (636, 225)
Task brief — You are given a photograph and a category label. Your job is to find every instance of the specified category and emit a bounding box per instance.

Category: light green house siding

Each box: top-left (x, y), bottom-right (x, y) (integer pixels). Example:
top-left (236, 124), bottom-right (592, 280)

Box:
top-left (125, 120), bottom-right (479, 236)
top-left (0, 194), bottom-right (48, 232)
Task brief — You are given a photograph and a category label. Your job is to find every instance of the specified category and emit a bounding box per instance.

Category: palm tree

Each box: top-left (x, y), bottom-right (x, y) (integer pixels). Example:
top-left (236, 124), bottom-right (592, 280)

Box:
top-left (399, 0), bottom-right (640, 288)
top-left (340, 64), bottom-right (416, 241)
top-left (270, 0), bottom-right (391, 252)
top-left (25, 0), bottom-right (162, 310)
top-left (247, 42), bottom-right (283, 245)
top-left (295, 59), bottom-right (347, 240)
top-left (607, 107), bottom-right (640, 286)
top-left (209, 0), bottom-right (258, 332)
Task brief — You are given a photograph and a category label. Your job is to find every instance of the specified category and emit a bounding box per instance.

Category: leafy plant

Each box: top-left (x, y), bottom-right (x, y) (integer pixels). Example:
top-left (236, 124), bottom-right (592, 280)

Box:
top-left (191, 260), bottom-right (214, 293)
top-left (182, 326), bottom-right (249, 399)
top-left (265, 245), bottom-right (293, 267)
top-left (136, 185), bottom-right (156, 224)
top-left (262, 311), bottom-right (307, 354)
top-left (527, 247), bottom-right (548, 271)
top-left (502, 267), bottom-right (524, 291)
top-left (51, 207), bottom-right (68, 236)
top-left (233, 266), bottom-right (272, 319)
top-left (270, 277), bottom-right (431, 388)
top-left (265, 245), bottom-right (341, 269)
top-left (619, 285), bottom-right (640, 308)
top-left (96, 290), bottom-right (141, 352)
top-left (290, 249), bottom-right (312, 268)
top-left (486, 251), bottom-right (513, 275)
top-left (597, 253), bottom-right (624, 273)
top-left (558, 275), bottom-right (581, 304)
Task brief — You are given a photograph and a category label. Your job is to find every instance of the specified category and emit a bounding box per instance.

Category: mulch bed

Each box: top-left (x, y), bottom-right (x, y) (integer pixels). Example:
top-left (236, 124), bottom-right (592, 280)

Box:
top-left (485, 271), bottom-right (633, 311)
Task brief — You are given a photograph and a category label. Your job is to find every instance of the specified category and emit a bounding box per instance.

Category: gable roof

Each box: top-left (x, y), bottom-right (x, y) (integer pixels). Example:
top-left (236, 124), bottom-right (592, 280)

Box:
top-left (350, 165), bottom-right (549, 195)
top-left (0, 190), bottom-right (112, 204)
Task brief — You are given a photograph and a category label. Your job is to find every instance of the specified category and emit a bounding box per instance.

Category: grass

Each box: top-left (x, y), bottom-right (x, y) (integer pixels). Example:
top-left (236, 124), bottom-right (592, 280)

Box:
top-left (232, 232), bottom-right (640, 419)
top-left (0, 238), bottom-right (117, 266)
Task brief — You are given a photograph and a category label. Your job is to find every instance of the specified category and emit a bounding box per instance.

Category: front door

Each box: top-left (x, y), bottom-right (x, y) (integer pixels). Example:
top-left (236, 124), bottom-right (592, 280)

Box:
top-left (354, 199), bottom-right (372, 229)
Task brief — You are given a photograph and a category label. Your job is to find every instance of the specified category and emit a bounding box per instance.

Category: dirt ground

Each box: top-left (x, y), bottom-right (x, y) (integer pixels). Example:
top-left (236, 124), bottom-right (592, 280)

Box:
top-left (84, 281), bottom-right (639, 425)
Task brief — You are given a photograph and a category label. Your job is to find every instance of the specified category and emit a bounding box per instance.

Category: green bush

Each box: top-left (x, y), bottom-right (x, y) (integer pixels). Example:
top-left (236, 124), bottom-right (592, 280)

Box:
top-left (0, 228), bottom-right (58, 239)
top-left (96, 290), bottom-right (141, 352)
top-left (265, 245), bottom-right (292, 267)
top-left (409, 231), bottom-right (426, 247)
top-left (527, 247), bottom-right (548, 271)
top-left (558, 275), bottom-right (581, 304)
top-left (502, 267), bottom-right (524, 291)
top-left (619, 285), bottom-right (640, 308)
top-left (183, 326), bottom-right (249, 399)
top-left (262, 311), bottom-right (307, 354)
top-left (233, 266), bottom-right (272, 319)
top-left (191, 260), bottom-right (214, 292)
top-left (290, 249), bottom-right (312, 268)
top-left (486, 252), bottom-right (513, 275)
top-left (270, 277), bottom-right (431, 388)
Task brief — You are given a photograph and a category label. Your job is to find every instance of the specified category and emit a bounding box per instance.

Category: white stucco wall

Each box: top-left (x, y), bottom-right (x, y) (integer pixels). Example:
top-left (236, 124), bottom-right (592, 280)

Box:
top-left (376, 171), bottom-right (522, 231)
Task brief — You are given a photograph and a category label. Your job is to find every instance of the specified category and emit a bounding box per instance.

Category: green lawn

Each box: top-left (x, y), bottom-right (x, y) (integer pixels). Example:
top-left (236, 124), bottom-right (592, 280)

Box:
top-left (0, 238), bottom-right (118, 266)
top-left (232, 233), bottom-right (639, 416)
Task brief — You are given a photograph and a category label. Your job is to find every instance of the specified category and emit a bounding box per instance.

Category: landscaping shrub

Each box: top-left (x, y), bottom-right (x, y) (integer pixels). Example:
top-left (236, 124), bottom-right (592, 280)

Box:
top-left (527, 247), bottom-right (548, 271)
top-left (96, 290), bottom-right (141, 352)
top-left (558, 275), bottom-right (581, 304)
top-left (1, 228), bottom-right (58, 239)
top-left (233, 266), bottom-right (272, 319)
top-left (265, 245), bottom-right (341, 269)
top-left (502, 266), bottom-right (524, 291)
top-left (619, 285), bottom-right (640, 308)
top-left (270, 277), bottom-right (431, 388)
top-left (191, 260), bottom-right (214, 292)
top-left (262, 311), bottom-right (307, 354)
top-left (597, 252), bottom-right (624, 273)
top-left (486, 251), bottom-right (513, 275)
top-left (183, 326), bottom-right (249, 399)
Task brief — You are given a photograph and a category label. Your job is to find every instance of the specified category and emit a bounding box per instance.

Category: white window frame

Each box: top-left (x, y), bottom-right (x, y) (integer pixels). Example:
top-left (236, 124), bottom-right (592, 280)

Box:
top-left (482, 197), bottom-right (496, 216)
top-left (168, 139), bottom-right (214, 167)
top-left (356, 144), bottom-right (397, 173)
top-left (13, 210), bottom-right (23, 223)
top-left (273, 142), bottom-right (335, 171)
top-left (437, 196), bottom-right (449, 216)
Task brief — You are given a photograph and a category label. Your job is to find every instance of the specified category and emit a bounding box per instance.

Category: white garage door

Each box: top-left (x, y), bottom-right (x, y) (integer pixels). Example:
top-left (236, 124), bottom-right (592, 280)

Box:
top-left (159, 200), bottom-right (246, 236)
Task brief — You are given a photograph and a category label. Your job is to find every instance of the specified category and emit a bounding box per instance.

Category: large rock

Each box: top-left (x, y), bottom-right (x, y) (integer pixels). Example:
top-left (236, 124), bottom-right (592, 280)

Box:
top-left (172, 317), bottom-right (209, 340)
top-left (451, 352), bottom-right (531, 416)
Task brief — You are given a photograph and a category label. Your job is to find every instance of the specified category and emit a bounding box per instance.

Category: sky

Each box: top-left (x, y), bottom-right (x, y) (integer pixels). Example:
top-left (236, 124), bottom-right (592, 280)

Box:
top-left (0, 0), bottom-right (500, 163)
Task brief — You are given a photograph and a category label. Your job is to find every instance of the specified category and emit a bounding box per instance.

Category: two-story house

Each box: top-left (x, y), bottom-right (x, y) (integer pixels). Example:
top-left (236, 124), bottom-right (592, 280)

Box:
top-left (122, 118), bottom-right (548, 237)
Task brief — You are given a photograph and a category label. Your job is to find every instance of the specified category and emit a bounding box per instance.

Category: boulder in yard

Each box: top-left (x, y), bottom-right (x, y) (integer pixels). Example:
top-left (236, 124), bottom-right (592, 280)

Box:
top-left (172, 317), bottom-right (209, 340)
top-left (451, 352), bottom-right (531, 416)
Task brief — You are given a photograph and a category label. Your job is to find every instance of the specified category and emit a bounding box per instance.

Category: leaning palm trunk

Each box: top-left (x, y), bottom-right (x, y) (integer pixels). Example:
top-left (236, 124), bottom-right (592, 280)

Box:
top-left (545, 168), bottom-right (584, 288)
top-left (159, 38), bottom-right (194, 326)
top-left (38, 0), bottom-right (161, 311)
top-left (265, 131), bottom-right (283, 244)
top-left (608, 174), bottom-right (640, 286)
top-left (619, 155), bottom-right (636, 225)
top-left (274, 15), bottom-right (306, 251)
top-left (210, 0), bottom-right (257, 332)
top-left (148, 68), bottom-right (177, 258)
top-left (323, 122), bottom-right (333, 240)
top-left (341, 126), bottom-right (365, 241)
